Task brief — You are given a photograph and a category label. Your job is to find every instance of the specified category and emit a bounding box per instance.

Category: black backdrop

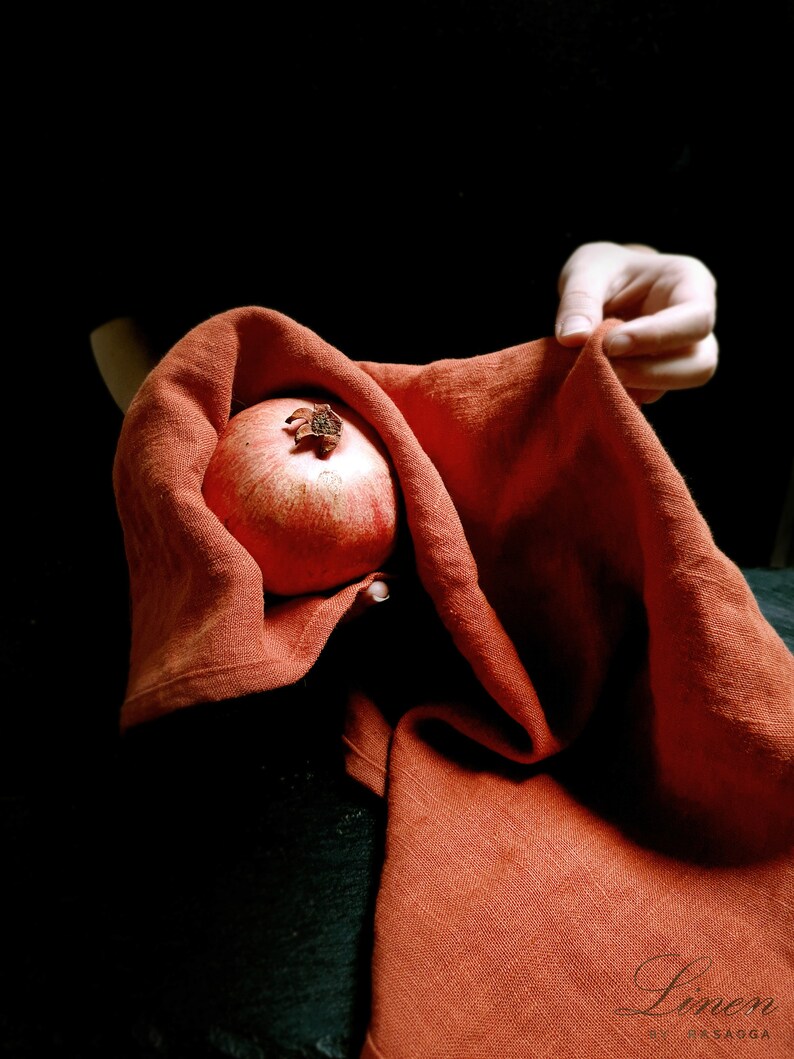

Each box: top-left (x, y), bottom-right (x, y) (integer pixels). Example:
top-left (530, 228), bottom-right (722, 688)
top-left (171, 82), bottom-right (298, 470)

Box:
top-left (5, 2), bottom-right (793, 1056)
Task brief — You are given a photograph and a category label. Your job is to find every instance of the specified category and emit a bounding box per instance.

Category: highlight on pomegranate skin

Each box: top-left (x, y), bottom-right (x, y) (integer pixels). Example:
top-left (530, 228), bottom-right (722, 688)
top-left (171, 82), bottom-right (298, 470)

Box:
top-left (202, 396), bottom-right (400, 597)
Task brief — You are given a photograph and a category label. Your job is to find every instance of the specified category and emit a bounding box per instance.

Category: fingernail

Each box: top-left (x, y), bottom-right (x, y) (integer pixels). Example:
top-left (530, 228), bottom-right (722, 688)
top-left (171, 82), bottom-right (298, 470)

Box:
top-left (607, 334), bottom-right (635, 357)
top-left (558, 315), bottom-right (592, 338)
top-left (370, 580), bottom-right (390, 601)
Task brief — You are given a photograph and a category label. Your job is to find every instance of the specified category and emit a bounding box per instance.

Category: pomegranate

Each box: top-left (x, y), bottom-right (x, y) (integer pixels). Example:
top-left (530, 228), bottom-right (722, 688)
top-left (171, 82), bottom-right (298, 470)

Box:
top-left (202, 396), bottom-right (400, 596)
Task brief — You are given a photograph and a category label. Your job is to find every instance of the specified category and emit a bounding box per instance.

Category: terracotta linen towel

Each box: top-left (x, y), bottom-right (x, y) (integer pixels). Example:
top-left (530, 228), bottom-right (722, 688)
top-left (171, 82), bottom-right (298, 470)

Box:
top-left (114, 307), bottom-right (794, 1058)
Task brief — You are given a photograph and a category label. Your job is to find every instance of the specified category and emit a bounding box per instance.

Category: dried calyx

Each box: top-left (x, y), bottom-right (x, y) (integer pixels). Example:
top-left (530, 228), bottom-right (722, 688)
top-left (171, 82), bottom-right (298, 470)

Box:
top-left (285, 403), bottom-right (344, 457)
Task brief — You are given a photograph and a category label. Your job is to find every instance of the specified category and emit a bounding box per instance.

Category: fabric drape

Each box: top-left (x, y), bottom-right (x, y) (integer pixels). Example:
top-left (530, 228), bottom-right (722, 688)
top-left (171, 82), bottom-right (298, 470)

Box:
top-left (114, 307), bottom-right (793, 1059)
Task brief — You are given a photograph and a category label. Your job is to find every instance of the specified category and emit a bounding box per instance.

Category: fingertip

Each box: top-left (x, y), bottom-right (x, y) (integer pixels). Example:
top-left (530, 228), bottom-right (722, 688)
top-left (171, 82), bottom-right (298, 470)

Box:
top-left (556, 315), bottom-right (593, 346)
top-left (627, 388), bottom-right (665, 406)
top-left (605, 333), bottom-right (636, 357)
top-left (343, 579), bottom-right (391, 624)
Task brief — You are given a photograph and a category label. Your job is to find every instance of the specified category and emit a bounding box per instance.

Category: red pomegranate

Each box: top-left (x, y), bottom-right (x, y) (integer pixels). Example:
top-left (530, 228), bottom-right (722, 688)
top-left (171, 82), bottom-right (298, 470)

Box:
top-left (202, 396), bottom-right (400, 596)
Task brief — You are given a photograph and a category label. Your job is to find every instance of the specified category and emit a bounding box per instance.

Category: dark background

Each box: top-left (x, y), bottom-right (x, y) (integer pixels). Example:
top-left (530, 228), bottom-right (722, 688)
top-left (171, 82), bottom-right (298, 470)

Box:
top-left (5, 2), bottom-right (793, 1056)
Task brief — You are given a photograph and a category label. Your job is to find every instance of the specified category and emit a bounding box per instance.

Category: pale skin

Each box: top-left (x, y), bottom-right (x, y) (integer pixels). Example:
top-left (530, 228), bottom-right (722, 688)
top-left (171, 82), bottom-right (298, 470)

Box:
top-left (555, 242), bottom-right (718, 404)
top-left (92, 242), bottom-right (718, 608)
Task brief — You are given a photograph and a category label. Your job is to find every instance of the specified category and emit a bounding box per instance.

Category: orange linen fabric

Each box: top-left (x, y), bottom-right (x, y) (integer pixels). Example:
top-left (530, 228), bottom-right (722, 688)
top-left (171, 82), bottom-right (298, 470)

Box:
top-left (114, 307), bottom-right (794, 1058)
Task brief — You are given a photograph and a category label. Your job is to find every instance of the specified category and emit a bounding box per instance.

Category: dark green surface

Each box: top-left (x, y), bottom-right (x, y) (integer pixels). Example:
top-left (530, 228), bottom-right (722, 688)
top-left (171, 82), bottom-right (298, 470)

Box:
top-left (1, 687), bottom-right (385, 1059)
top-left (741, 567), bottom-right (794, 651)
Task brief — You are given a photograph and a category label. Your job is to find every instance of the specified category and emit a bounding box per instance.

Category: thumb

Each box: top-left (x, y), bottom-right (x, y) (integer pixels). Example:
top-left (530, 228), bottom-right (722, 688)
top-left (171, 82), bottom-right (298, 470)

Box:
top-left (555, 285), bottom-right (606, 347)
top-left (554, 242), bottom-right (620, 346)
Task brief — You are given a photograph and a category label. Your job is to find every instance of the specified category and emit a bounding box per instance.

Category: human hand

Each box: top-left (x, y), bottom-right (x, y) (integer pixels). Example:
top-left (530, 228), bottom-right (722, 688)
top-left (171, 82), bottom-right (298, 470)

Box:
top-left (555, 242), bottom-right (718, 404)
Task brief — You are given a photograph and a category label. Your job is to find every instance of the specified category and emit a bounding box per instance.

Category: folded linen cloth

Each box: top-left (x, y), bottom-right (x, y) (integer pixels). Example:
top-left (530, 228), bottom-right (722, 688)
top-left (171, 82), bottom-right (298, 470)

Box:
top-left (114, 307), bottom-right (794, 1059)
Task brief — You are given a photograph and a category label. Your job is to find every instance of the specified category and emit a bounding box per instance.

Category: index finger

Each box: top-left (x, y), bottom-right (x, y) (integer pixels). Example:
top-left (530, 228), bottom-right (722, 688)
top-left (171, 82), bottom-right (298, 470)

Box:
top-left (606, 298), bottom-right (716, 359)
